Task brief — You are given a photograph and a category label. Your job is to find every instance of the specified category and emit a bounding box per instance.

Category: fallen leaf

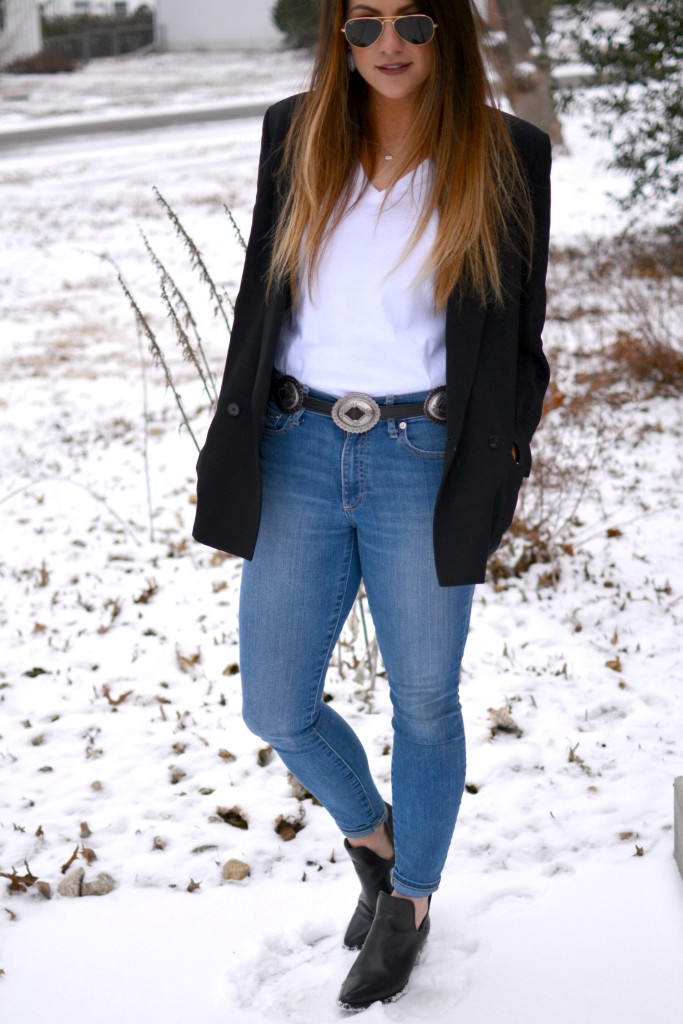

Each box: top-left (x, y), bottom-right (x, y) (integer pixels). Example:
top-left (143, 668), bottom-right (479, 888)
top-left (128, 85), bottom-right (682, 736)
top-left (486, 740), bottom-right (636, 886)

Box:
top-left (60, 846), bottom-right (79, 875)
top-left (177, 650), bottom-right (201, 673)
top-left (187, 879), bottom-right (201, 893)
top-left (275, 814), bottom-right (305, 842)
top-left (0, 863), bottom-right (38, 893)
top-left (215, 807), bottom-right (248, 830)
top-left (102, 684), bottom-right (133, 706)
top-left (287, 773), bottom-right (321, 804)
top-left (488, 706), bottom-right (523, 738)
top-left (133, 580), bottom-right (158, 605)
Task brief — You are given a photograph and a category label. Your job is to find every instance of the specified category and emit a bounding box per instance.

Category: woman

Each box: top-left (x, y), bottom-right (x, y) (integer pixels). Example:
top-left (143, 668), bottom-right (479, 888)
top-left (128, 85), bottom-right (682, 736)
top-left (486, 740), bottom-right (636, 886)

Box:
top-left (193, 0), bottom-right (551, 1010)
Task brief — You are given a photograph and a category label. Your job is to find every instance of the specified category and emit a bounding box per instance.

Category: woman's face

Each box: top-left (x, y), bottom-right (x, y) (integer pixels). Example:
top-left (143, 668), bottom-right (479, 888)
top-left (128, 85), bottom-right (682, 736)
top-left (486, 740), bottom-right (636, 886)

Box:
top-left (344, 1), bottom-right (436, 107)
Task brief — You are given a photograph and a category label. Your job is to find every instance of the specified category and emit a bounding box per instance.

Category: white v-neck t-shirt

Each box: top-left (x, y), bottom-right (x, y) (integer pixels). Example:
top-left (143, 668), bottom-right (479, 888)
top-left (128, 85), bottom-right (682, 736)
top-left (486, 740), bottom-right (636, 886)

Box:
top-left (274, 162), bottom-right (446, 398)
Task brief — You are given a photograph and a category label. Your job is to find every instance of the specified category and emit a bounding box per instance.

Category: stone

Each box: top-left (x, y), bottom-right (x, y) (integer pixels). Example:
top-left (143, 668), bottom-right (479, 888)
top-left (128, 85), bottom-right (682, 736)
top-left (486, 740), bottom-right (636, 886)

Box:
top-left (675, 777), bottom-right (683, 881)
top-left (222, 859), bottom-right (250, 882)
top-left (58, 867), bottom-right (84, 897)
top-left (82, 872), bottom-right (116, 896)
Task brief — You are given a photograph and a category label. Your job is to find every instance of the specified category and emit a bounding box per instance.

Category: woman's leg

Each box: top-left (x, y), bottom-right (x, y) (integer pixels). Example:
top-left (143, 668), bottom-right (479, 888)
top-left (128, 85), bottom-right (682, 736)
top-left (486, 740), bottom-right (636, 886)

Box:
top-left (239, 403), bottom-right (387, 837)
top-left (352, 413), bottom-right (476, 898)
top-left (338, 411), bottom-right (474, 1009)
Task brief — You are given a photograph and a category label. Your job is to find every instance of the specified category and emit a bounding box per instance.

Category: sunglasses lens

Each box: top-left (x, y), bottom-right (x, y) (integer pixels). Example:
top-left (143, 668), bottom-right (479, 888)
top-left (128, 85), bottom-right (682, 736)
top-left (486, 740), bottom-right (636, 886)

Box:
top-left (396, 16), bottom-right (435, 44)
top-left (344, 19), bottom-right (382, 47)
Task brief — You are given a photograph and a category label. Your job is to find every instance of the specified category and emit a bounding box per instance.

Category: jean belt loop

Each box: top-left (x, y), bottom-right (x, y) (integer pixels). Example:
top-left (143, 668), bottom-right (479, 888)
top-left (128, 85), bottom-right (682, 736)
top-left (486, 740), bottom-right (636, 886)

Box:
top-left (384, 394), bottom-right (398, 438)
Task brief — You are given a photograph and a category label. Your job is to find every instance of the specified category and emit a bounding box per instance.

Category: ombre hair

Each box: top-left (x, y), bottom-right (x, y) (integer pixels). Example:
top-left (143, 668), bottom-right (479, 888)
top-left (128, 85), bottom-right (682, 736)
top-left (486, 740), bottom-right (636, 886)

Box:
top-left (268, 0), bottom-right (533, 309)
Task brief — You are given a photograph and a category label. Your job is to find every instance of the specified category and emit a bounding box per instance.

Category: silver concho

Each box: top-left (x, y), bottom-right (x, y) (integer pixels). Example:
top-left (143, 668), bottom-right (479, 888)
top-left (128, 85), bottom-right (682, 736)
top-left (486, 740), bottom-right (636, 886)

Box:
top-left (424, 385), bottom-right (448, 424)
top-left (275, 375), bottom-right (304, 412)
top-left (331, 393), bottom-right (381, 434)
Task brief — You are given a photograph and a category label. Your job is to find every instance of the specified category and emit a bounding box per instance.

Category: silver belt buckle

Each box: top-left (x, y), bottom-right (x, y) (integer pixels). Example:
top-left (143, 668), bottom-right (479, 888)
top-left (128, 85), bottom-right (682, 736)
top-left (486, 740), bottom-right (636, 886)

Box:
top-left (331, 393), bottom-right (381, 434)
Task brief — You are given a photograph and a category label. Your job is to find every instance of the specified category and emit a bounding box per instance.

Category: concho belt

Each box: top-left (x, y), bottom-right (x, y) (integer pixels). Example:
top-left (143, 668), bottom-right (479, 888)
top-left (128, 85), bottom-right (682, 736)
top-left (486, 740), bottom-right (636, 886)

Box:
top-left (272, 376), bottom-right (447, 434)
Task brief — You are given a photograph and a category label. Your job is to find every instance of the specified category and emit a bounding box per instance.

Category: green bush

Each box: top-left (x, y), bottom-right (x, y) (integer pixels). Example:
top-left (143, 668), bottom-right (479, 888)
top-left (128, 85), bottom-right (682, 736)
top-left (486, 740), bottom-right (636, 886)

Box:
top-left (272, 0), bottom-right (320, 50)
top-left (572, 0), bottom-right (683, 212)
top-left (41, 5), bottom-right (153, 37)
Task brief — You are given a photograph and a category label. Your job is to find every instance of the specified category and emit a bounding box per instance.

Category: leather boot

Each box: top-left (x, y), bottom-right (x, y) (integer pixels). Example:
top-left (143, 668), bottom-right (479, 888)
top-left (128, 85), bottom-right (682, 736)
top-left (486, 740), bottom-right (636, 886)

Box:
top-left (343, 804), bottom-right (394, 950)
top-left (338, 891), bottom-right (430, 1010)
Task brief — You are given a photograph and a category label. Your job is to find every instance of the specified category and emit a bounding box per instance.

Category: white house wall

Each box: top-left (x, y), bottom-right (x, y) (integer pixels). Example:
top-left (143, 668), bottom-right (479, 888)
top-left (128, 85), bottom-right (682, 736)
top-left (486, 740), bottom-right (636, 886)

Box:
top-left (156, 0), bottom-right (282, 51)
top-left (0, 0), bottom-right (42, 67)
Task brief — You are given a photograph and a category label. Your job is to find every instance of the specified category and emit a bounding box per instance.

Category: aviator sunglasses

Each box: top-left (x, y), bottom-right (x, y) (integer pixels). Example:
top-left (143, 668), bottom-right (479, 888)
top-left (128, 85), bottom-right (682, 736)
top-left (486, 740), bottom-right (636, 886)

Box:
top-left (342, 15), bottom-right (438, 48)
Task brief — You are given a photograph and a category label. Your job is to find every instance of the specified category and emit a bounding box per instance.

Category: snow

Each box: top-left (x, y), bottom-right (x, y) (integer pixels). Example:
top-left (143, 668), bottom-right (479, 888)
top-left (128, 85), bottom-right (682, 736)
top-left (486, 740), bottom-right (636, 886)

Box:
top-left (1, 50), bottom-right (682, 1022)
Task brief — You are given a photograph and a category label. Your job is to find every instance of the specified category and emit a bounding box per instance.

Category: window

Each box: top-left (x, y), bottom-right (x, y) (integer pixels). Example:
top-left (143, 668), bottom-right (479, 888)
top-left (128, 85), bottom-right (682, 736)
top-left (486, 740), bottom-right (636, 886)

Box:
top-left (114, 2), bottom-right (128, 16)
top-left (0, 1), bottom-right (6, 34)
top-left (74, 2), bottom-right (91, 12)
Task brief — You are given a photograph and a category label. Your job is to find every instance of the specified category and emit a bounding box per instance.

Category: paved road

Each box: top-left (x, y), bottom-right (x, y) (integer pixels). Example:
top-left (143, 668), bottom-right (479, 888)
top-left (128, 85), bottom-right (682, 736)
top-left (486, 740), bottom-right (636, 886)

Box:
top-left (0, 99), bottom-right (270, 150)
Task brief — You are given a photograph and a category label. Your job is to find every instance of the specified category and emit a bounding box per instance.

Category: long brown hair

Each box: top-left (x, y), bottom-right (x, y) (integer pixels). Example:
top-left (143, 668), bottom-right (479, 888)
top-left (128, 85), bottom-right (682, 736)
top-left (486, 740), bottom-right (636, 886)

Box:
top-left (268, 0), bottom-right (533, 309)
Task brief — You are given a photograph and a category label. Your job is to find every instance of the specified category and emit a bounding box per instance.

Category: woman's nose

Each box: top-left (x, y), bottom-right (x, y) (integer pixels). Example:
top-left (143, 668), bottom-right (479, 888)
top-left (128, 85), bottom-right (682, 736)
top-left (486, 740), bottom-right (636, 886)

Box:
top-left (378, 20), bottom-right (405, 53)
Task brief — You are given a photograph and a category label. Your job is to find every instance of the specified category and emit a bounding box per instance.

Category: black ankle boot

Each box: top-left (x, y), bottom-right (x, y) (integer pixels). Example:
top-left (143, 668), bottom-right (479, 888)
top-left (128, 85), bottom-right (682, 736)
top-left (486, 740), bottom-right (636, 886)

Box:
top-left (338, 891), bottom-right (430, 1010)
top-left (343, 805), bottom-right (394, 950)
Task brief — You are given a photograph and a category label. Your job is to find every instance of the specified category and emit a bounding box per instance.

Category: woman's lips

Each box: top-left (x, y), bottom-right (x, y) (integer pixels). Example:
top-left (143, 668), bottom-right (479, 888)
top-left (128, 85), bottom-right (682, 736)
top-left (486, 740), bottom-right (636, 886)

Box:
top-left (377, 64), bottom-right (411, 76)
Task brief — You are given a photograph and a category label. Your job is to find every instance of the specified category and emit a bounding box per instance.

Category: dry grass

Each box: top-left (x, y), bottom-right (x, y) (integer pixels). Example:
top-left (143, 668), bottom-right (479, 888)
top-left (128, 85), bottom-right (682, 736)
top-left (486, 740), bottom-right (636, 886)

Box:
top-left (489, 229), bottom-right (683, 584)
top-left (5, 52), bottom-right (82, 74)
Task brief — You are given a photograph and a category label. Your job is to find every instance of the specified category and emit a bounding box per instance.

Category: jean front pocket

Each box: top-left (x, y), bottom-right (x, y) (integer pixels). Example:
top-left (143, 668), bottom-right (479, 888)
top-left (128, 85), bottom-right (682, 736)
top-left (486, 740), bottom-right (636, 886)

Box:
top-left (262, 398), bottom-right (299, 437)
top-left (396, 416), bottom-right (447, 460)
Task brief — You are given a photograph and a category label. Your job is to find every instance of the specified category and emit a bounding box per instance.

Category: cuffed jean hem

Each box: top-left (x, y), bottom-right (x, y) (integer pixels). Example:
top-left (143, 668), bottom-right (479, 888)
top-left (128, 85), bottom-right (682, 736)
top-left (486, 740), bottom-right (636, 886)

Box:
top-left (391, 871), bottom-right (440, 899)
top-left (341, 806), bottom-right (389, 840)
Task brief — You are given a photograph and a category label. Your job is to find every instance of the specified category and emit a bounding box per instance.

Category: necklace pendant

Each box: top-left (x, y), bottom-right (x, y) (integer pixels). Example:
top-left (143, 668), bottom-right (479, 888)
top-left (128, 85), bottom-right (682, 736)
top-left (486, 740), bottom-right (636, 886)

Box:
top-left (384, 154), bottom-right (393, 161)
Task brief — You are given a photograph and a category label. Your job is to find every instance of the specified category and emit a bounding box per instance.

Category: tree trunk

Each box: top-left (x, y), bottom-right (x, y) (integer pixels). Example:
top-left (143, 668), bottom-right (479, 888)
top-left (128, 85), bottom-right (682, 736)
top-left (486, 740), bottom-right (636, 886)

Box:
top-left (488, 0), bottom-right (564, 147)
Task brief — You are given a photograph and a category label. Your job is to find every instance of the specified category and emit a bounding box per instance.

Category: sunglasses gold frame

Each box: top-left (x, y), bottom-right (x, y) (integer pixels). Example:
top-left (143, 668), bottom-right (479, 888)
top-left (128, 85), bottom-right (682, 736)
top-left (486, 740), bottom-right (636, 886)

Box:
top-left (341, 15), bottom-right (438, 48)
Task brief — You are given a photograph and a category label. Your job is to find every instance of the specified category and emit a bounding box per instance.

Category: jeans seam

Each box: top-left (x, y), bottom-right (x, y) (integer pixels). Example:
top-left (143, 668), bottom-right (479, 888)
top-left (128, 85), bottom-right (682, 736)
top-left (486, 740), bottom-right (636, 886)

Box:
top-left (306, 527), bottom-right (356, 727)
top-left (309, 722), bottom-right (378, 826)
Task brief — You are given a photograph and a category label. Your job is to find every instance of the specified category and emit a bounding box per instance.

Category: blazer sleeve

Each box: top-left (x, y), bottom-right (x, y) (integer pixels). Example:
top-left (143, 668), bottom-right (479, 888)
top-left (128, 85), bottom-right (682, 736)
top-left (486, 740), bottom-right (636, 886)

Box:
top-left (515, 132), bottom-right (552, 471)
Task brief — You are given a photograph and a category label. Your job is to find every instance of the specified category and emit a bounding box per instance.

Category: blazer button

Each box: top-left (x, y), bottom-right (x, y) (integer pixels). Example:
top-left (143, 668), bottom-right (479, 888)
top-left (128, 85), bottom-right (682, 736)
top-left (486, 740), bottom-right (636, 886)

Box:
top-left (227, 402), bottom-right (240, 417)
top-left (488, 435), bottom-right (501, 449)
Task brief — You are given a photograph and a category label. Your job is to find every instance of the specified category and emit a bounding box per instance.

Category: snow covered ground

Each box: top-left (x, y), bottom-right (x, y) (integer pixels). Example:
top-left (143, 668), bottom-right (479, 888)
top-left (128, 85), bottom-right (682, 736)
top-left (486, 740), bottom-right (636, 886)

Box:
top-left (1, 51), bottom-right (682, 1023)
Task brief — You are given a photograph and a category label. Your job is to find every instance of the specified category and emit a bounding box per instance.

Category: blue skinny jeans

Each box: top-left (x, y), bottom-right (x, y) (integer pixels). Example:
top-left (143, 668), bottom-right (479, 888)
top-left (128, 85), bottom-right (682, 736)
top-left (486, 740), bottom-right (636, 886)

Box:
top-left (239, 385), bottom-right (475, 897)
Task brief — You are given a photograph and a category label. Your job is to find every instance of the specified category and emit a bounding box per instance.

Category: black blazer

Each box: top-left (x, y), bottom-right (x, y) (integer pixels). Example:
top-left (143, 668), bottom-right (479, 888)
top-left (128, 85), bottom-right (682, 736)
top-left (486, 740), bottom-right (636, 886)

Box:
top-left (192, 94), bottom-right (551, 586)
